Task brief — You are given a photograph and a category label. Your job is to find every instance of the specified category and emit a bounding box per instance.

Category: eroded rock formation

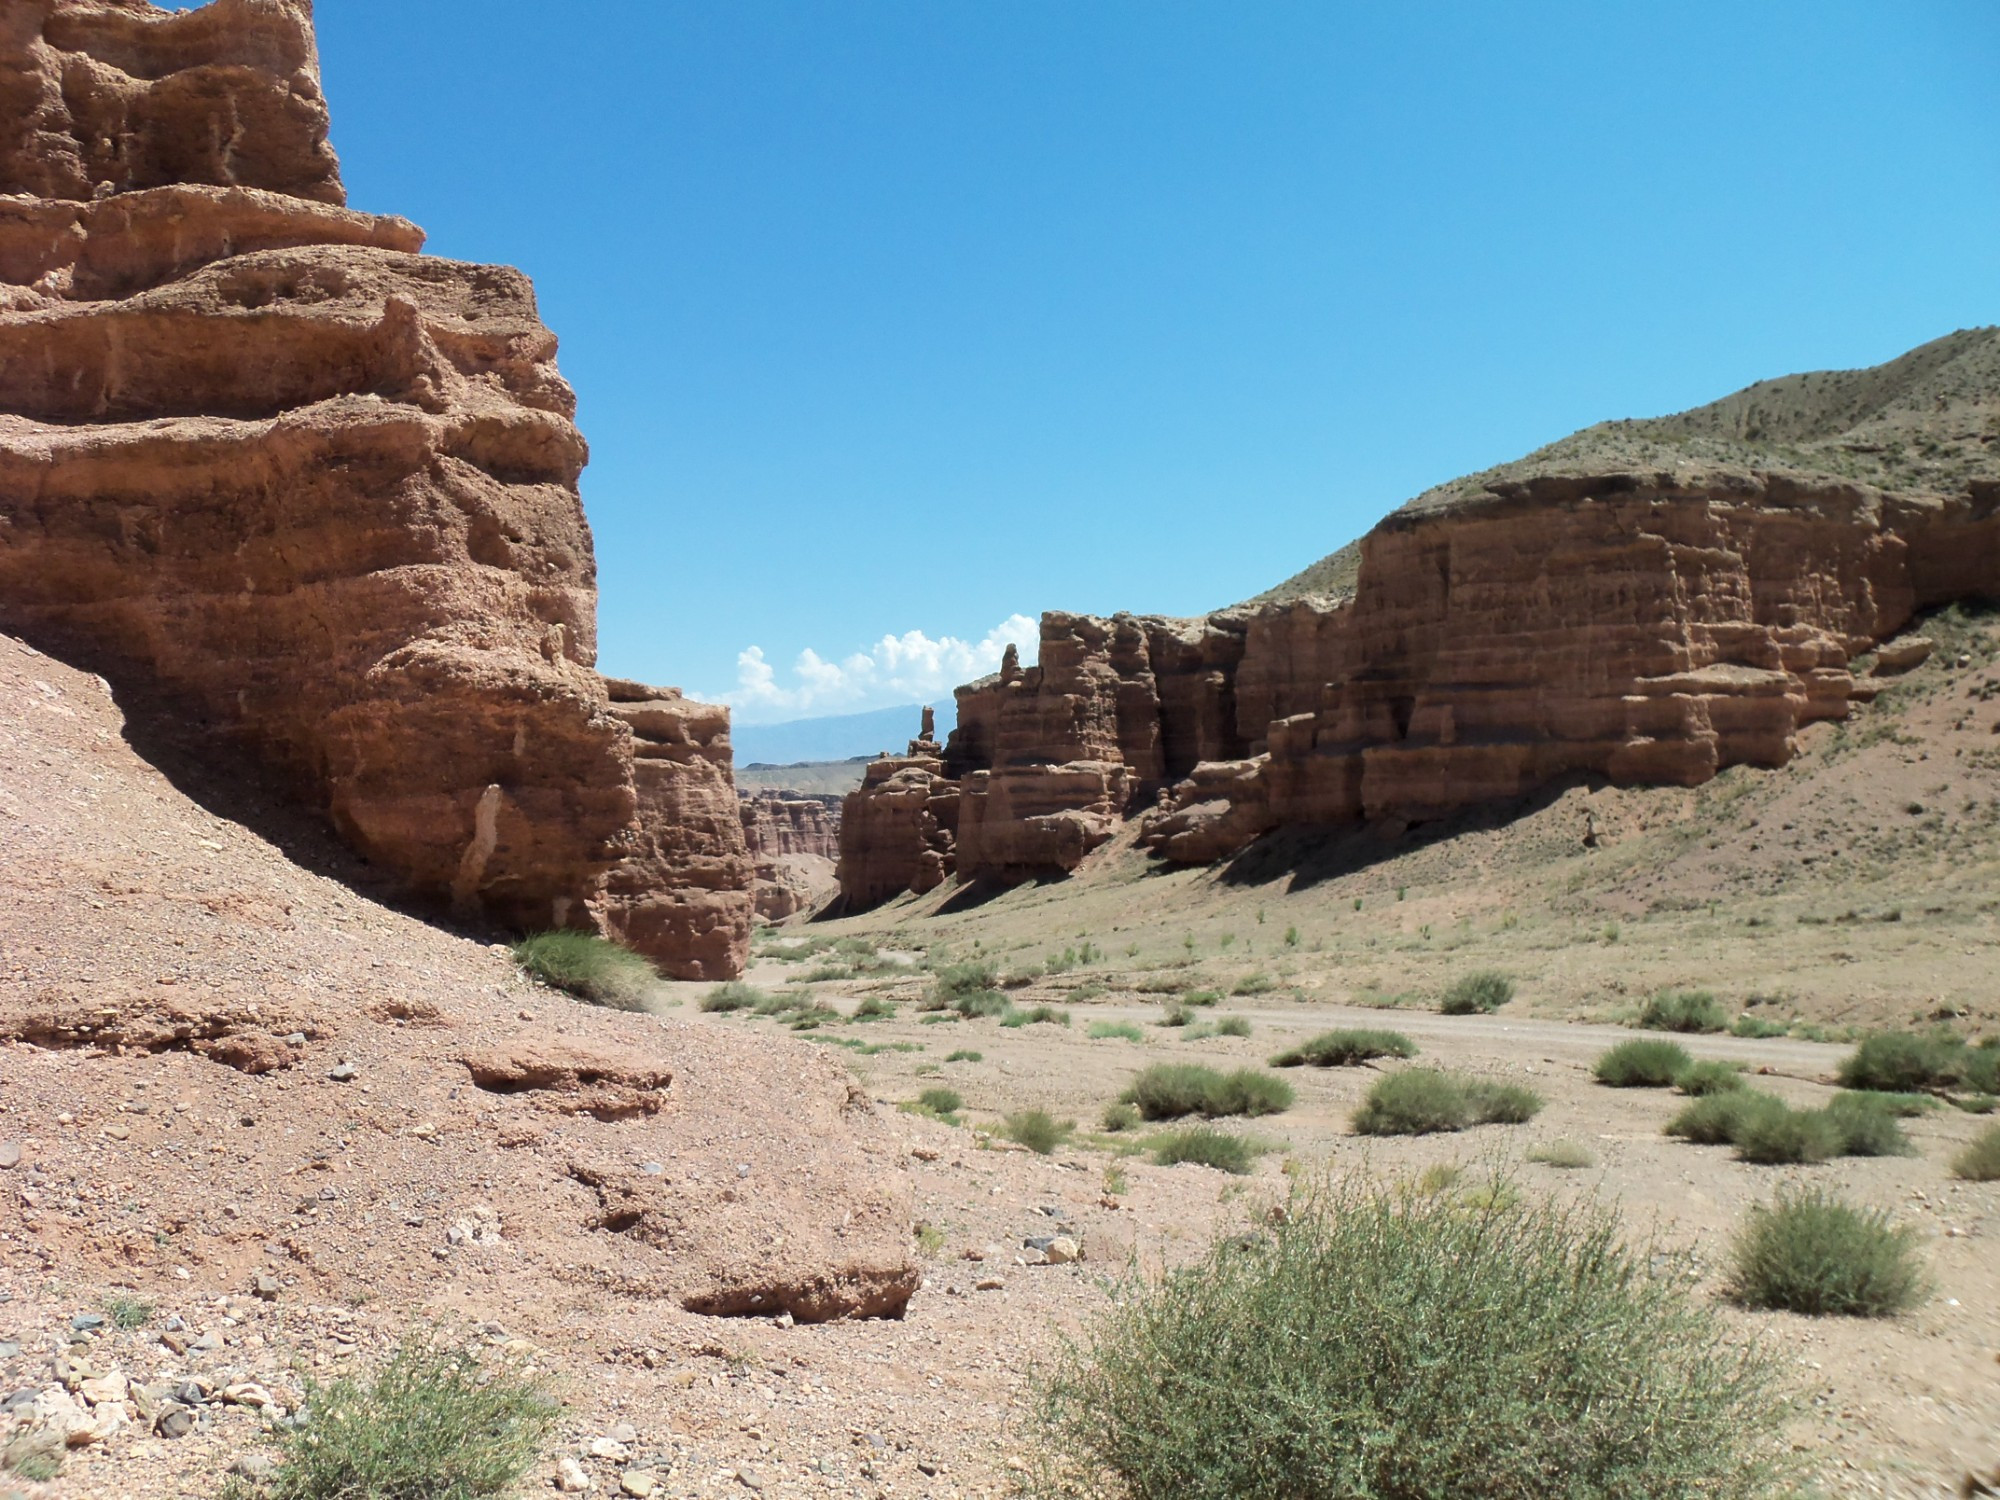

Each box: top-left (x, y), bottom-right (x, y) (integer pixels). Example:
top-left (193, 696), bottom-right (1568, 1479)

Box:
top-left (839, 329), bottom-right (2000, 898)
top-left (739, 790), bottom-right (840, 920)
top-left (837, 712), bottom-right (958, 908)
top-left (0, 0), bottom-right (751, 976)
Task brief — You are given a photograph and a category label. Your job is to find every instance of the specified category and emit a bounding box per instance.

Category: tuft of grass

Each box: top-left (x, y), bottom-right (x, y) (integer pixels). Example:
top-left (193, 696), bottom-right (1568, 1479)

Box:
top-left (1951, 1123), bottom-right (2000, 1181)
top-left (1728, 1188), bottom-right (1928, 1318)
top-left (1673, 1059), bottom-right (1748, 1097)
top-left (1121, 1063), bottom-right (1294, 1121)
top-left (1820, 1092), bottom-right (1915, 1157)
top-left (1004, 1109), bottom-right (1073, 1155)
top-left (1101, 1101), bottom-right (1141, 1133)
top-left (105, 1294), bottom-right (152, 1330)
top-left (1001, 1004), bottom-right (1071, 1029)
top-left (1637, 991), bottom-right (1729, 1034)
top-left (953, 988), bottom-right (1013, 1019)
top-left (1156, 1002), bottom-right (1193, 1028)
top-left (852, 996), bottom-right (898, 1023)
top-left (1150, 1126), bottom-right (1258, 1174)
top-left (944, 1048), bottom-right (983, 1063)
top-left (1593, 1038), bottom-right (1693, 1088)
top-left (1526, 1140), bottom-right (1596, 1169)
top-left (699, 980), bottom-right (767, 1013)
top-left (1665, 1090), bottom-right (1911, 1163)
top-left (1214, 1016), bottom-right (1252, 1038)
top-left (222, 1332), bottom-right (559, 1500)
top-left (1271, 1028), bottom-right (1417, 1068)
top-left (1352, 1069), bottom-right (1543, 1136)
top-left (1665, 1090), bottom-right (1784, 1146)
top-left (511, 931), bottom-right (657, 1011)
top-left (916, 1086), bottom-right (964, 1117)
top-left (1730, 1014), bottom-right (1789, 1040)
top-left (1034, 1178), bottom-right (1788, 1500)
top-left (1838, 1029), bottom-right (2000, 1096)
top-left (1182, 988), bottom-right (1223, 1007)
top-left (1439, 970), bottom-right (1514, 1015)
top-left (916, 1223), bottom-right (946, 1257)
top-left (1732, 1105), bottom-right (1842, 1165)
top-left (1231, 973), bottom-right (1276, 996)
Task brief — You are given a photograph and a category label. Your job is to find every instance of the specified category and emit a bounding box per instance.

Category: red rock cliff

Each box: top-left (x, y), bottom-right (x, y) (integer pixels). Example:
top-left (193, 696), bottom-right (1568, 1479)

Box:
top-left (739, 790), bottom-right (840, 920)
top-left (841, 330), bottom-right (2000, 895)
top-left (0, 0), bottom-right (752, 976)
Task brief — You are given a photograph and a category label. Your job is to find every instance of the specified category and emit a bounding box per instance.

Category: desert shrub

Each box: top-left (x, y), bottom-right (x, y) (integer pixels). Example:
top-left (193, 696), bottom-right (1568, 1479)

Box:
top-left (852, 996), bottom-right (897, 1022)
top-left (1214, 1016), bottom-right (1252, 1038)
top-left (1638, 990), bottom-right (1729, 1034)
top-left (944, 1048), bottom-right (982, 1063)
top-left (1730, 1013), bottom-right (1789, 1039)
top-left (1352, 1070), bottom-right (1543, 1136)
top-left (1001, 1004), bottom-right (1071, 1028)
top-left (1951, 1123), bottom-right (2000, 1181)
top-left (926, 959), bottom-right (1000, 1011)
top-left (1673, 1059), bottom-right (1748, 1096)
top-left (1156, 1002), bottom-right (1192, 1028)
top-left (1728, 1188), bottom-right (1927, 1317)
top-left (1821, 1092), bottom-right (1915, 1157)
top-left (1182, 988), bottom-right (1223, 1007)
top-left (1733, 1104), bottom-right (1841, 1165)
top-left (226, 1333), bottom-right (558, 1500)
top-left (786, 1001), bottom-right (841, 1030)
top-left (1593, 1038), bottom-right (1693, 1088)
top-left (915, 1086), bottom-right (964, 1119)
top-left (1121, 1063), bottom-right (1293, 1121)
top-left (105, 1294), bottom-right (152, 1330)
top-left (1666, 1090), bottom-right (1784, 1146)
top-left (1271, 1029), bottom-right (1416, 1068)
top-left (1101, 1101), bottom-right (1141, 1133)
top-left (1839, 1029), bottom-right (1999, 1096)
top-left (1439, 970), bottom-right (1514, 1015)
top-left (1954, 1093), bottom-right (1999, 1115)
top-left (1088, 1020), bottom-right (1146, 1042)
top-left (512, 931), bottom-right (657, 1011)
top-left (1843, 1090), bottom-right (1938, 1117)
top-left (1035, 1179), bottom-right (1786, 1500)
top-left (1151, 1127), bottom-right (1257, 1175)
top-left (800, 963), bottom-right (853, 982)
top-left (1231, 973), bottom-right (1276, 996)
top-left (699, 980), bottom-right (765, 1014)
top-left (1004, 1109), bottom-right (1073, 1155)
top-left (1526, 1140), bottom-right (1596, 1169)
top-left (953, 988), bottom-right (1013, 1019)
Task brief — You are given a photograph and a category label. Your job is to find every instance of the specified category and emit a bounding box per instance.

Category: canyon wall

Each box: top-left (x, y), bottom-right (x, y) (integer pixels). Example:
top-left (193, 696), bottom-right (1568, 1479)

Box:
top-left (838, 332), bottom-right (2000, 903)
top-left (740, 790), bottom-right (840, 920)
top-left (0, 0), bottom-right (751, 976)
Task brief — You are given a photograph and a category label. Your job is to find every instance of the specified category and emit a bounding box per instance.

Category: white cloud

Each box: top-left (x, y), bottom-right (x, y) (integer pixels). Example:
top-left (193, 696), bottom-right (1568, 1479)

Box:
top-left (710, 614), bottom-right (1038, 724)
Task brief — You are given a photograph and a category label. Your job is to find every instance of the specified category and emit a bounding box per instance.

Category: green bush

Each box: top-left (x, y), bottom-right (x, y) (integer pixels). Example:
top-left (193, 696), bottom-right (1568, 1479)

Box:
top-left (925, 959), bottom-right (1000, 1011)
top-left (1121, 1063), bottom-right (1294, 1121)
top-left (1729, 1013), bottom-right (1789, 1039)
top-left (1439, 970), bottom-right (1514, 1015)
top-left (1088, 1020), bottom-right (1146, 1042)
top-left (511, 931), bottom-right (657, 1011)
top-left (1001, 1003), bottom-right (1071, 1028)
top-left (1156, 1002), bottom-right (1193, 1028)
top-left (1035, 1180), bottom-right (1786, 1500)
top-left (1665, 1090), bottom-right (1783, 1146)
top-left (1352, 1070), bottom-right (1543, 1136)
top-left (1101, 1101), bottom-right (1141, 1133)
top-left (1839, 1029), bottom-right (2000, 1096)
top-left (1231, 973), bottom-right (1276, 996)
top-left (1182, 988), bottom-right (1223, 1007)
top-left (1952, 1123), bottom-right (2000, 1181)
top-left (944, 1048), bottom-right (982, 1063)
top-left (1592, 1038), bottom-right (1692, 1088)
top-left (1733, 1104), bottom-right (1841, 1165)
top-left (1638, 990), bottom-right (1729, 1034)
top-left (852, 996), bottom-right (898, 1022)
top-left (1841, 1090), bottom-right (1938, 1117)
top-left (1151, 1127), bottom-right (1257, 1175)
top-left (1271, 1029), bottom-right (1417, 1068)
top-left (1673, 1059), bottom-right (1748, 1096)
top-left (915, 1086), bottom-right (964, 1118)
top-left (699, 980), bottom-right (766, 1013)
top-left (1213, 1016), bottom-right (1252, 1038)
top-left (1728, 1189), bottom-right (1928, 1317)
top-left (225, 1333), bottom-right (558, 1500)
top-left (1005, 1109), bottom-right (1073, 1155)
top-left (1821, 1092), bottom-right (1915, 1157)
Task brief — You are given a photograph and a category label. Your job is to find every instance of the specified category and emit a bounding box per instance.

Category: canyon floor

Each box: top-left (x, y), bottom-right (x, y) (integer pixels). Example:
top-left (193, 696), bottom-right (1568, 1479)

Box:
top-left (1, 611), bottom-right (1997, 1500)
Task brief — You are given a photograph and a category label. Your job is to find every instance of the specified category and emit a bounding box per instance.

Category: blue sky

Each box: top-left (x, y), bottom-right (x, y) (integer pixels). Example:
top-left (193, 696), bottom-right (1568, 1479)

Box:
top-left (317, 2), bottom-right (1998, 725)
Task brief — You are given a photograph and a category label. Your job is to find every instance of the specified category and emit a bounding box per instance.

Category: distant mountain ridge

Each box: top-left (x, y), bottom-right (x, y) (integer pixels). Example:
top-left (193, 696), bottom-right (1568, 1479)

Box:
top-left (732, 702), bottom-right (952, 767)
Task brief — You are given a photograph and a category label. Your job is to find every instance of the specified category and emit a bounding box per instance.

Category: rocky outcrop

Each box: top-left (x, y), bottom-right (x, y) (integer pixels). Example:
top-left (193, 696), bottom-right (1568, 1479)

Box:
top-left (739, 790), bottom-right (840, 920)
top-left (0, 0), bottom-right (751, 976)
top-left (844, 329), bottom-right (2000, 897)
top-left (836, 711), bottom-right (958, 909)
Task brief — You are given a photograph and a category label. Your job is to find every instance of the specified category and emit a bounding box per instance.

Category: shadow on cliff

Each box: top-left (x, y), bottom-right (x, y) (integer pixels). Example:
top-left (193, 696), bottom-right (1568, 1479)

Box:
top-left (17, 631), bottom-right (506, 946)
top-left (1215, 778), bottom-right (1600, 892)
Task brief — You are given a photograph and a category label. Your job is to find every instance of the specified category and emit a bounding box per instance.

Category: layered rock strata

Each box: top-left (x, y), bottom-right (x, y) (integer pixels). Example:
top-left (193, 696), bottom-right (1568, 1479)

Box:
top-left (837, 712), bottom-right (958, 909)
top-left (0, 0), bottom-right (751, 976)
top-left (839, 330), bottom-right (2000, 896)
top-left (739, 790), bottom-right (840, 920)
